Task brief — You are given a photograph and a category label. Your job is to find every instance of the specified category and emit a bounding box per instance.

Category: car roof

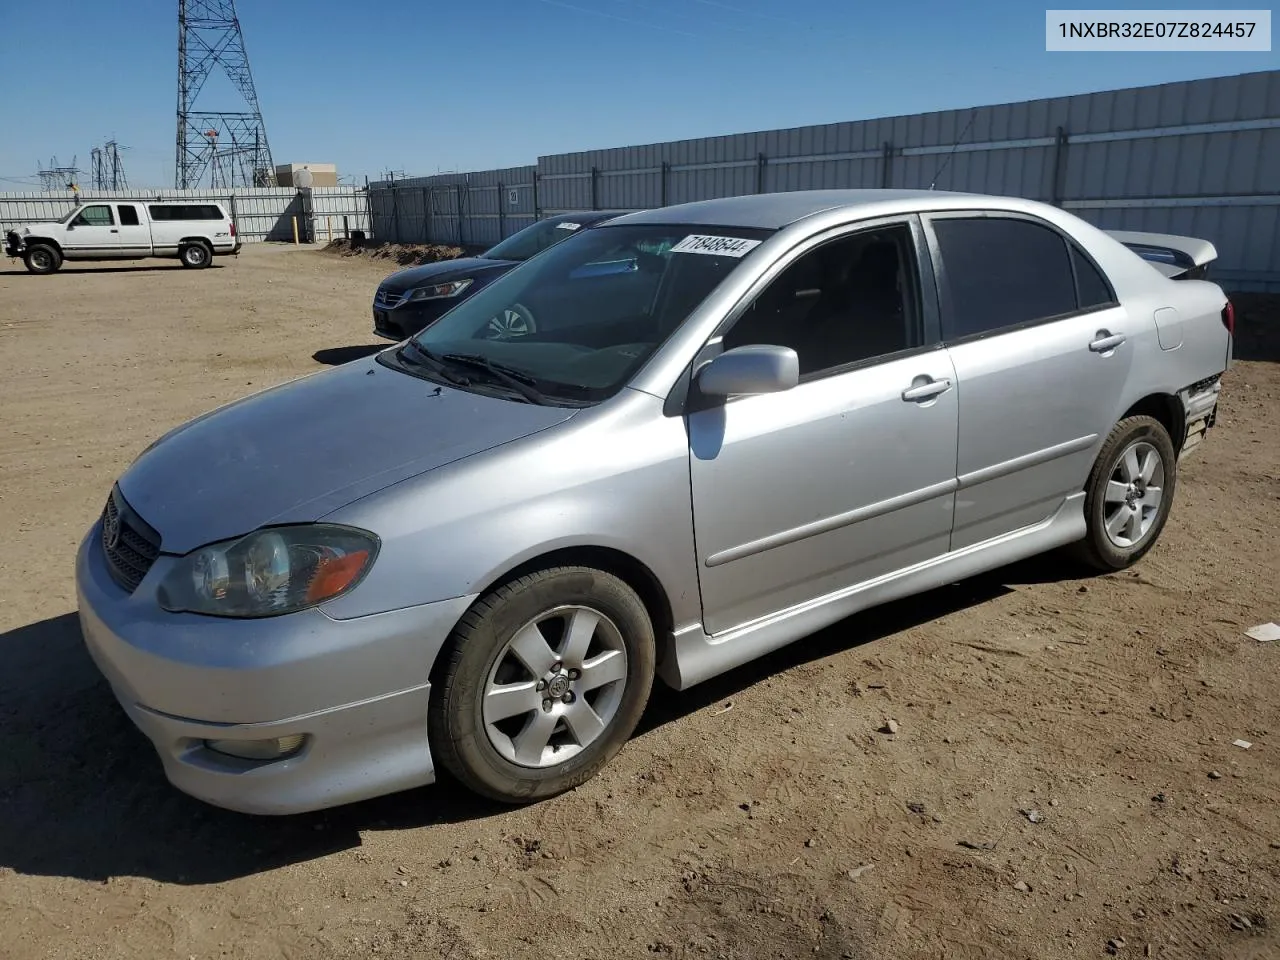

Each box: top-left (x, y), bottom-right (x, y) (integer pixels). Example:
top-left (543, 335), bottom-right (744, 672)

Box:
top-left (607, 189), bottom-right (1003, 230)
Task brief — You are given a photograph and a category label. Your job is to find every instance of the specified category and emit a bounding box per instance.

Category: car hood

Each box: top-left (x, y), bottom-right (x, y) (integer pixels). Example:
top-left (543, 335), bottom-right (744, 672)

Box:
top-left (117, 354), bottom-right (577, 555)
top-left (379, 256), bottom-right (515, 295)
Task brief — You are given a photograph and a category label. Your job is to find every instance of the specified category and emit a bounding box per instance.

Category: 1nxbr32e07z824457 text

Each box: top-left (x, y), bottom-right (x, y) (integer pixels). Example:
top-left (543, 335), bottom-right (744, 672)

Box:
top-left (1046, 9), bottom-right (1272, 51)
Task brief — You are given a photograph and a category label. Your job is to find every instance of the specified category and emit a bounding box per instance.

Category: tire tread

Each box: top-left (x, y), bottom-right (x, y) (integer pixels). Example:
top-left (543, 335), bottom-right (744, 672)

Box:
top-left (1073, 415), bottom-right (1176, 572)
top-left (428, 566), bottom-right (654, 804)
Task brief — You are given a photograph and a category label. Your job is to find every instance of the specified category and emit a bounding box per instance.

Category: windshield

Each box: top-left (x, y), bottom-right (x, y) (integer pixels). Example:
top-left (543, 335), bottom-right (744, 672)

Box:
top-left (56, 207), bottom-right (80, 224)
top-left (409, 223), bottom-right (773, 402)
top-left (482, 216), bottom-right (598, 262)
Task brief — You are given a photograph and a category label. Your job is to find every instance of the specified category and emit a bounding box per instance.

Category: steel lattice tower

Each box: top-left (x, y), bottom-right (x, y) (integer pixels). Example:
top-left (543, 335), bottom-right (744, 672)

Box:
top-left (91, 141), bottom-right (129, 190)
top-left (176, 0), bottom-right (274, 188)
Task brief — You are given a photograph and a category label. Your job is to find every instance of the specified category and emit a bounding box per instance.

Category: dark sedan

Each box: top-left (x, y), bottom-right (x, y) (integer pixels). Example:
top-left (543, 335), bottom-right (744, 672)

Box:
top-left (371, 211), bottom-right (631, 341)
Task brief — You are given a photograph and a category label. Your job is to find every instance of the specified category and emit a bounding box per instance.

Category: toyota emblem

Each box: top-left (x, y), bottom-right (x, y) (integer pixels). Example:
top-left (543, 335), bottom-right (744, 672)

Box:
top-left (103, 508), bottom-right (121, 551)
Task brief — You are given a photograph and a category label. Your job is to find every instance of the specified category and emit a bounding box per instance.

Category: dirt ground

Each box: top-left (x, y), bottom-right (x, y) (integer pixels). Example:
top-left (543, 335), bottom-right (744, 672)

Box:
top-left (0, 243), bottom-right (1278, 960)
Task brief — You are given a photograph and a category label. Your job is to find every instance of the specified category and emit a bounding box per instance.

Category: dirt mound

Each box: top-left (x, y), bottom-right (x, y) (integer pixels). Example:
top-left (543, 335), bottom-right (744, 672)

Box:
top-left (322, 238), bottom-right (466, 267)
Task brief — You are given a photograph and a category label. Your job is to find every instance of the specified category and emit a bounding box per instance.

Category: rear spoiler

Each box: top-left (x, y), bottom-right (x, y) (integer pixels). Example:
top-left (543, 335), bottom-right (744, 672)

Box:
top-left (1104, 229), bottom-right (1218, 280)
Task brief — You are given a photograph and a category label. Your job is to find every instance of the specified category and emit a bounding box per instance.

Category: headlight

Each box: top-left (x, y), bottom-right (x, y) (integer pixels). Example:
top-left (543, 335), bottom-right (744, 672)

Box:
top-left (158, 524), bottom-right (379, 618)
top-left (406, 279), bottom-right (473, 302)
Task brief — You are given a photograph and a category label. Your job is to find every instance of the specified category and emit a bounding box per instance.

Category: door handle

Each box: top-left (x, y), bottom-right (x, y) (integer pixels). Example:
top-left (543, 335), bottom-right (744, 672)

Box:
top-left (901, 377), bottom-right (953, 402)
top-left (110, 229), bottom-right (119, 233)
top-left (1089, 331), bottom-right (1126, 352)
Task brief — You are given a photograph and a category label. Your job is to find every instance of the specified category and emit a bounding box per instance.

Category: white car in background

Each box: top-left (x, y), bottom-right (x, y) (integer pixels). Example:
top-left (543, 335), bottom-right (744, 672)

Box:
top-left (4, 199), bottom-right (240, 273)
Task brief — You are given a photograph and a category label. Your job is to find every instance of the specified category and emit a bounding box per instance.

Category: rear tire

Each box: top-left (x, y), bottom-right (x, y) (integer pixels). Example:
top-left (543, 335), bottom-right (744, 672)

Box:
top-left (1073, 415), bottom-right (1177, 571)
top-left (429, 566), bottom-right (655, 803)
top-left (23, 244), bottom-right (61, 275)
top-left (179, 242), bottom-right (212, 269)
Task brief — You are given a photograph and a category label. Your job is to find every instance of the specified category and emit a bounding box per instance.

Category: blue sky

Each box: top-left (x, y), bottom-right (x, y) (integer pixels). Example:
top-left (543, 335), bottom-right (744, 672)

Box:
top-left (0, 0), bottom-right (1275, 188)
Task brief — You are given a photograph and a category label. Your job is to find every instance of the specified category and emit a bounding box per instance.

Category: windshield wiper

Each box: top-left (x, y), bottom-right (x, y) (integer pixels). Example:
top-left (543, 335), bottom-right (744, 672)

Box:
top-left (396, 341), bottom-right (472, 386)
top-left (438, 353), bottom-right (549, 405)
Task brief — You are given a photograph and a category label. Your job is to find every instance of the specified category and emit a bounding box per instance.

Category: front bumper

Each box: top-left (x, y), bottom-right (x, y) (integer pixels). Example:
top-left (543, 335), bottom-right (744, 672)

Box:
top-left (75, 521), bottom-right (475, 814)
top-left (372, 301), bottom-right (450, 341)
top-left (4, 235), bottom-right (22, 258)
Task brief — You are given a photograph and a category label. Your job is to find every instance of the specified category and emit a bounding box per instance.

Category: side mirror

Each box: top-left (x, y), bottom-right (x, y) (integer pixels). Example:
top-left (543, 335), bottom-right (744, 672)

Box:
top-left (697, 344), bottom-right (799, 398)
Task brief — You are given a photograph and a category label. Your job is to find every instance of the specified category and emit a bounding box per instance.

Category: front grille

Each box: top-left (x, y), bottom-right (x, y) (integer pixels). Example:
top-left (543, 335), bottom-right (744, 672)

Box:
top-left (101, 489), bottom-right (161, 594)
top-left (375, 289), bottom-right (405, 309)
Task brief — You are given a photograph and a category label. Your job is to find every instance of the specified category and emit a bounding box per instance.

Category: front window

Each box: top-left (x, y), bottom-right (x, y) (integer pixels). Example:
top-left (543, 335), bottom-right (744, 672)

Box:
top-left (400, 224), bottom-right (773, 403)
top-left (71, 205), bottom-right (114, 227)
top-left (482, 216), bottom-right (596, 263)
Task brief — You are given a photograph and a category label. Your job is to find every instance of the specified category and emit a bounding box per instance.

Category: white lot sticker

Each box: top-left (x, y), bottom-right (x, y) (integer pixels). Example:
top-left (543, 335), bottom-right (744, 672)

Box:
top-left (670, 234), bottom-right (763, 257)
top-left (556, 221), bottom-right (581, 231)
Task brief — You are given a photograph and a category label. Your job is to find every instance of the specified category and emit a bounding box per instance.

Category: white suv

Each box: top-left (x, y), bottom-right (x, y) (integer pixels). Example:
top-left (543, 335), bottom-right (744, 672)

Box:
top-left (4, 200), bottom-right (241, 274)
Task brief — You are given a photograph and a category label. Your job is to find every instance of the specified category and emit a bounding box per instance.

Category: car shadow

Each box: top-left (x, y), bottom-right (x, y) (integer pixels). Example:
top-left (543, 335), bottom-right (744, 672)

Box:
top-left (312, 344), bottom-right (387, 366)
top-left (3, 264), bottom-right (223, 275)
top-left (0, 552), bottom-right (1092, 886)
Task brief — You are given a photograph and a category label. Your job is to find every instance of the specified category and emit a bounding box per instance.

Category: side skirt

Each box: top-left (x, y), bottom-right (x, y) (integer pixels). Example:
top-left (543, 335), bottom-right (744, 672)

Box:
top-left (659, 493), bottom-right (1086, 690)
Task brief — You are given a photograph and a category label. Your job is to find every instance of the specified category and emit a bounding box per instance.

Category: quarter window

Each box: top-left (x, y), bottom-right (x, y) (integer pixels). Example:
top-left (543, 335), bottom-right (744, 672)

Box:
top-left (117, 204), bottom-right (140, 226)
top-left (932, 217), bottom-right (1077, 341)
top-left (147, 204), bottom-right (224, 221)
top-left (72, 205), bottom-right (114, 227)
top-left (722, 224), bottom-right (919, 377)
top-left (1072, 244), bottom-right (1116, 309)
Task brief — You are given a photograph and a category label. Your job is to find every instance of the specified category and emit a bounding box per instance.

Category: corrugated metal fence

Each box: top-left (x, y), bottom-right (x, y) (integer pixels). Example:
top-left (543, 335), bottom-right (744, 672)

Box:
top-left (0, 186), bottom-right (371, 244)
top-left (369, 166), bottom-right (538, 250)
top-left (370, 70), bottom-right (1280, 291)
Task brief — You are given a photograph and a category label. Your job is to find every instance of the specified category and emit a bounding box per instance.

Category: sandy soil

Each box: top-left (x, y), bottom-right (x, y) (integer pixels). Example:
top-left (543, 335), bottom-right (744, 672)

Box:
top-left (0, 244), bottom-right (1277, 960)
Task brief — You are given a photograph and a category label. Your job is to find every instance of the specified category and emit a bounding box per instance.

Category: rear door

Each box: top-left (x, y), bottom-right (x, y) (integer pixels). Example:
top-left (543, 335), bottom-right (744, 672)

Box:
top-left (64, 203), bottom-right (121, 257)
top-left (922, 211), bottom-right (1131, 550)
top-left (114, 203), bottom-right (152, 256)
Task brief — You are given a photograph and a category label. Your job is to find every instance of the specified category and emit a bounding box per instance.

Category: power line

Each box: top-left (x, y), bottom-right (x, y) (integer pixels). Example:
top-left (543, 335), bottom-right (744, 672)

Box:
top-left (531, 0), bottom-right (774, 52)
top-left (608, 0), bottom-right (767, 39)
top-left (688, 0), bottom-right (819, 27)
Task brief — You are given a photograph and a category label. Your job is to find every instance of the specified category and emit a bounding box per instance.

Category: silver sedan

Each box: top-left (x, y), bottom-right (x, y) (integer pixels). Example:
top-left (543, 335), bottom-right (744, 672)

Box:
top-left (76, 189), bottom-right (1233, 813)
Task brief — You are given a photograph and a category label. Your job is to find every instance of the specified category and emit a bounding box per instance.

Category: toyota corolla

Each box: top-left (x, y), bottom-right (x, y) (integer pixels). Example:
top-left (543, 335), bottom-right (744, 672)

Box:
top-left (77, 189), bottom-right (1232, 814)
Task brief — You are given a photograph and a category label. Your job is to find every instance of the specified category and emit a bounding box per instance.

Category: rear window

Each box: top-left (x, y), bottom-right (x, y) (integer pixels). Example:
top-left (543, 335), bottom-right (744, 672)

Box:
top-left (148, 204), bottom-right (225, 221)
top-left (933, 216), bottom-right (1078, 341)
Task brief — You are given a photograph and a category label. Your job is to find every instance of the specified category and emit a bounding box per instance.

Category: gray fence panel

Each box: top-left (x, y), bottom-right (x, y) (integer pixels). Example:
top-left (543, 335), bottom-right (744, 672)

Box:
top-left (1070, 201), bottom-right (1280, 291)
top-left (308, 187), bottom-right (374, 242)
top-left (368, 166), bottom-right (537, 246)
top-left (364, 70), bottom-right (1280, 288)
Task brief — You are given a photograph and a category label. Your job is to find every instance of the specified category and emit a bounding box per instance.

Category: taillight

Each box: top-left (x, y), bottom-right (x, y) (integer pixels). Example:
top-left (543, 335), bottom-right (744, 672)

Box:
top-left (229, 221), bottom-right (236, 237)
top-left (1221, 300), bottom-right (1235, 335)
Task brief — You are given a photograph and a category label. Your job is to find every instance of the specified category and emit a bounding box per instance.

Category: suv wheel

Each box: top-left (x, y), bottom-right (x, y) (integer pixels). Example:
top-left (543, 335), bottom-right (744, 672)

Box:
top-left (1075, 415), bottom-right (1178, 571)
top-left (429, 566), bottom-right (656, 803)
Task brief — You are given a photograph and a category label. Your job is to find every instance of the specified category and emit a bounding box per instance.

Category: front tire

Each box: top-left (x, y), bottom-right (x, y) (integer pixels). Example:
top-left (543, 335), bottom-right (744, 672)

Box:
top-left (179, 242), bottom-right (212, 269)
top-left (429, 566), bottom-right (656, 803)
top-left (1075, 415), bottom-right (1177, 571)
top-left (23, 244), bottom-right (61, 274)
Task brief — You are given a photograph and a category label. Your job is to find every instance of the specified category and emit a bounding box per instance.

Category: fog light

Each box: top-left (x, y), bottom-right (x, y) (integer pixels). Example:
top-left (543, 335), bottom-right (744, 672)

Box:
top-left (205, 734), bottom-right (306, 761)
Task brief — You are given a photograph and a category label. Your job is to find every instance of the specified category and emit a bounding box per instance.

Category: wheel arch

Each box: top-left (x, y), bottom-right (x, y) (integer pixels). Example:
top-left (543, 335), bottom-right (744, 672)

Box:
top-left (433, 545), bottom-right (677, 686)
top-left (1119, 393), bottom-right (1184, 453)
top-left (179, 236), bottom-right (214, 249)
top-left (24, 236), bottom-right (62, 253)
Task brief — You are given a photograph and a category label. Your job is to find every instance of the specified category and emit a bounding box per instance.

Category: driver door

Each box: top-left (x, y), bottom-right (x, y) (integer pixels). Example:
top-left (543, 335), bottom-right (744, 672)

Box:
top-left (64, 204), bottom-right (122, 257)
top-left (686, 219), bottom-right (959, 636)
